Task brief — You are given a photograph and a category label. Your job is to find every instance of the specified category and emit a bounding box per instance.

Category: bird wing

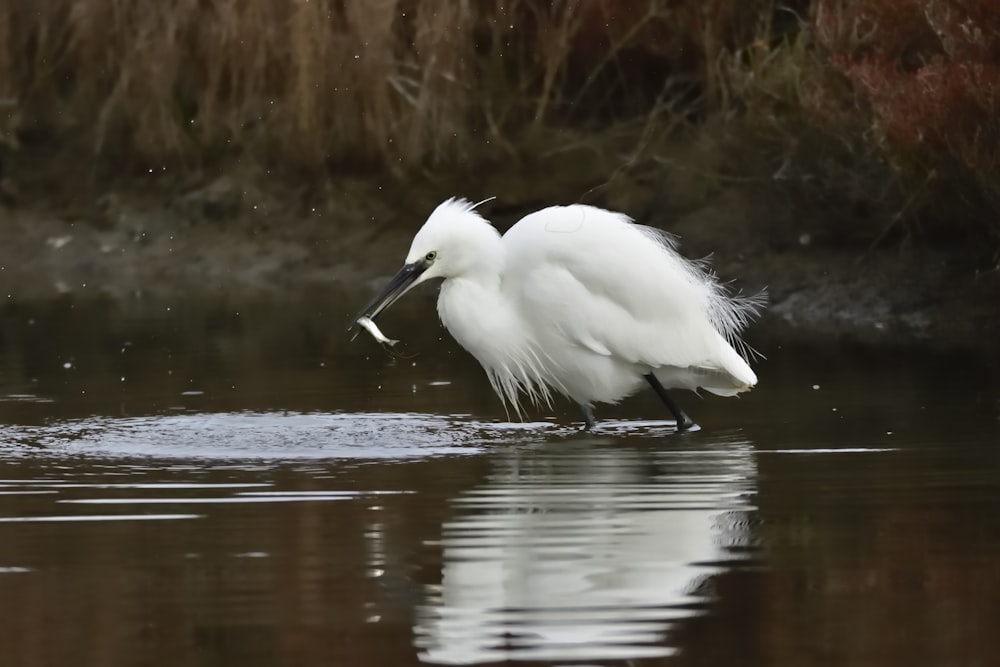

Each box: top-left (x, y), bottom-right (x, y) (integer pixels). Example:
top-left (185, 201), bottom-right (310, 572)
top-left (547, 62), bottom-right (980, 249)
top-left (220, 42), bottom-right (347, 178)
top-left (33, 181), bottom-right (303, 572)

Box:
top-left (519, 262), bottom-right (726, 371)
top-left (504, 206), bottom-right (747, 377)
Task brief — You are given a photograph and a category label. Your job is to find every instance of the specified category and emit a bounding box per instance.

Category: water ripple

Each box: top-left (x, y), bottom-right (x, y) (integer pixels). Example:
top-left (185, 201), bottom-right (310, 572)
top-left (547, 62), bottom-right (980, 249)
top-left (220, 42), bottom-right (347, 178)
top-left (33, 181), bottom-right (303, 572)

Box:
top-left (0, 411), bottom-right (514, 460)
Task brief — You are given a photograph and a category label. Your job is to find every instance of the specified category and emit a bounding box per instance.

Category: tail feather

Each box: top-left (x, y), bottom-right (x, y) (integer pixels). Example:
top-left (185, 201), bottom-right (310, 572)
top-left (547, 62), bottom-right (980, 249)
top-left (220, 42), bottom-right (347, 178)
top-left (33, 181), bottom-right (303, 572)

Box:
top-left (653, 333), bottom-right (757, 397)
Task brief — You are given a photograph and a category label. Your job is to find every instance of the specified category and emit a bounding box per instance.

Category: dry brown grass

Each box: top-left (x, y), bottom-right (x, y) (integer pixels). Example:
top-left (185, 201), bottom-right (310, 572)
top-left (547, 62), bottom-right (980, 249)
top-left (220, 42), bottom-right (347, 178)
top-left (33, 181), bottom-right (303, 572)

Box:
top-left (2, 0), bottom-right (997, 249)
top-left (0, 0), bottom-right (486, 170)
top-left (0, 0), bottom-right (783, 174)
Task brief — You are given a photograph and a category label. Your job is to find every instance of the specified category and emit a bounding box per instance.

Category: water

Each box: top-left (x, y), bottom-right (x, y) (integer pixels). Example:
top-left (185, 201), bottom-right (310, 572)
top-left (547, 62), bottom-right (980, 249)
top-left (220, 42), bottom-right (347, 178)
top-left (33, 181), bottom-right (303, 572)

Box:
top-left (0, 296), bottom-right (998, 666)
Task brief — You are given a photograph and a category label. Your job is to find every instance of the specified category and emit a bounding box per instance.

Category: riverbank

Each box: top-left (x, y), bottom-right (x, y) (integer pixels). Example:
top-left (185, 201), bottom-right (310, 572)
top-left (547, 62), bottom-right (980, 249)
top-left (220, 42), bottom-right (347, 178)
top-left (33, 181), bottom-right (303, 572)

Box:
top-left (1, 148), bottom-right (996, 352)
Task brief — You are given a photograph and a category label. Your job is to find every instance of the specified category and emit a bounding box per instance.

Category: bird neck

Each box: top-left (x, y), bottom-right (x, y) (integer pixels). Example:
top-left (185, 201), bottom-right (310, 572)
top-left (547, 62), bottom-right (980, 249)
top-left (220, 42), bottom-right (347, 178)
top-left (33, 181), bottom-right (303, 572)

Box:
top-left (437, 270), bottom-right (515, 365)
top-left (437, 271), bottom-right (555, 415)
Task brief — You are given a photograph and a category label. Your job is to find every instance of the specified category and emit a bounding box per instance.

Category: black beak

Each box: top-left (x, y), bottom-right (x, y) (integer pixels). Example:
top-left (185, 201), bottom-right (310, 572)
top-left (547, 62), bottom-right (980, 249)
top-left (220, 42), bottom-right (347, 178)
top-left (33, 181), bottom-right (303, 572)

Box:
top-left (348, 262), bottom-right (427, 339)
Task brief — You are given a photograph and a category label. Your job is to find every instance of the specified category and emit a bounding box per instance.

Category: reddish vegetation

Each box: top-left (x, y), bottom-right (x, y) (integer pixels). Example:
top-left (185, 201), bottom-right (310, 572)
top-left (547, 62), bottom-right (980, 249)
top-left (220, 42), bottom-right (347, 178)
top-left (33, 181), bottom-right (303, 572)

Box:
top-left (813, 1), bottom-right (1000, 200)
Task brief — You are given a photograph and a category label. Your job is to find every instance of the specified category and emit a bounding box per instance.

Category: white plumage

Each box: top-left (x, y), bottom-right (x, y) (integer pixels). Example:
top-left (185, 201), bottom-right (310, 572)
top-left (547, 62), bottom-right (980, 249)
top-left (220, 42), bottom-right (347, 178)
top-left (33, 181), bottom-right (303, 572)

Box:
top-left (353, 198), bottom-right (763, 430)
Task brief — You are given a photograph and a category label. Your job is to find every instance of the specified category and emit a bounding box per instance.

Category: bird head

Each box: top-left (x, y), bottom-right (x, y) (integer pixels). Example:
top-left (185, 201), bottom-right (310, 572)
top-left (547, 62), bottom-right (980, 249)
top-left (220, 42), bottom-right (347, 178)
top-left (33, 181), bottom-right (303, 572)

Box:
top-left (350, 198), bottom-right (499, 331)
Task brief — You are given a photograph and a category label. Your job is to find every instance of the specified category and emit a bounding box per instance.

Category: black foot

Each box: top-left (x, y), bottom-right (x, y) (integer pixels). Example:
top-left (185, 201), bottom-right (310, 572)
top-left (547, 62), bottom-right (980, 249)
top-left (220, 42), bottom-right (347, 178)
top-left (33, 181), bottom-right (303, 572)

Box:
top-left (674, 414), bottom-right (697, 432)
top-left (643, 374), bottom-right (696, 432)
top-left (579, 404), bottom-right (596, 431)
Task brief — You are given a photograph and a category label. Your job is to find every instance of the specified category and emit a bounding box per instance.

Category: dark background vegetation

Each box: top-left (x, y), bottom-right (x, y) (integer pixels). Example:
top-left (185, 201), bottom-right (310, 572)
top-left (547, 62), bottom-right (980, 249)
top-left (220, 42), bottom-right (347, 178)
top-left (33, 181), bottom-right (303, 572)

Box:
top-left (0, 0), bottom-right (997, 341)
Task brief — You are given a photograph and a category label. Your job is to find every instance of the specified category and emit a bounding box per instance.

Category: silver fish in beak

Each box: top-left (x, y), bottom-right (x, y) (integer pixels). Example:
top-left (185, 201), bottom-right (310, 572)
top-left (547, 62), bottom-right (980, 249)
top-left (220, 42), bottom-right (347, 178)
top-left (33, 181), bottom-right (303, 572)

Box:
top-left (348, 260), bottom-right (429, 342)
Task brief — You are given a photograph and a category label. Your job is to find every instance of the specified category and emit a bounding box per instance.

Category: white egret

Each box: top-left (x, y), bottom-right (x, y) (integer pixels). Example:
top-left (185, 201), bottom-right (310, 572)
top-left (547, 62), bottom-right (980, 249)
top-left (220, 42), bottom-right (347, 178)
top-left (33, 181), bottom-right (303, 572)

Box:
top-left (351, 198), bottom-right (764, 430)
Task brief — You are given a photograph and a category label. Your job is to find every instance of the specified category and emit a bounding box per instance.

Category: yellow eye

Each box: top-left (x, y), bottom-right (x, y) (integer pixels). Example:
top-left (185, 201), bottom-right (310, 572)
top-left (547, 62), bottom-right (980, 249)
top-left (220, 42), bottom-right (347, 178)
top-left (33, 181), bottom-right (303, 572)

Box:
top-left (425, 251), bottom-right (437, 262)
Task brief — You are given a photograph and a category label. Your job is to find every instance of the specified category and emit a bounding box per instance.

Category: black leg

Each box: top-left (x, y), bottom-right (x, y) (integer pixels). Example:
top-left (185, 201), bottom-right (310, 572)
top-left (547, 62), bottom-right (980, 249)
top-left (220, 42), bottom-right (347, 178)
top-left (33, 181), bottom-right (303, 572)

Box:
top-left (644, 374), bottom-right (695, 431)
top-left (579, 403), bottom-right (596, 430)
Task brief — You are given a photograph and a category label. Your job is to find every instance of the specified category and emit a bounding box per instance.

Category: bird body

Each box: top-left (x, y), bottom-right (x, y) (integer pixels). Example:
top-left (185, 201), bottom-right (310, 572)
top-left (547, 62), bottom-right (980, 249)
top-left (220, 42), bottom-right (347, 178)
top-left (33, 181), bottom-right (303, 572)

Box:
top-left (353, 198), bottom-right (762, 429)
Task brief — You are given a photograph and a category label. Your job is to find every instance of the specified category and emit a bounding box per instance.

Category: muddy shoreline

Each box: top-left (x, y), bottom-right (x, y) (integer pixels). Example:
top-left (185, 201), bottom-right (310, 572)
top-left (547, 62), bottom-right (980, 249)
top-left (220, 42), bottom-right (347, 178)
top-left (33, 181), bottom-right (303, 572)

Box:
top-left (1, 165), bottom-right (997, 352)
